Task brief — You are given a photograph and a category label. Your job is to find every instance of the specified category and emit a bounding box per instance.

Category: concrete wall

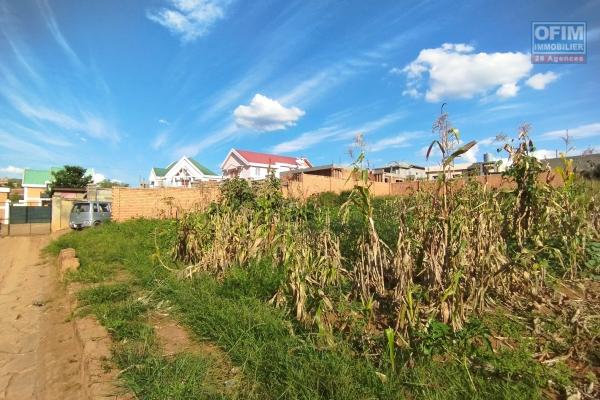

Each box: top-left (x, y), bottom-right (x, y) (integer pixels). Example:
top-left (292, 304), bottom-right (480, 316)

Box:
top-left (86, 185), bottom-right (113, 201)
top-left (23, 187), bottom-right (46, 205)
top-left (112, 185), bottom-right (220, 221)
top-left (51, 196), bottom-right (76, 232)
top-left (0, 200), bottom-right (9, 227)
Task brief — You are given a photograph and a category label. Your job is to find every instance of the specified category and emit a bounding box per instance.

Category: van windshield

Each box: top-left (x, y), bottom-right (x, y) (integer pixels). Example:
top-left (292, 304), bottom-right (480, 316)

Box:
top-left (72, 203), bottom-right (90, 213)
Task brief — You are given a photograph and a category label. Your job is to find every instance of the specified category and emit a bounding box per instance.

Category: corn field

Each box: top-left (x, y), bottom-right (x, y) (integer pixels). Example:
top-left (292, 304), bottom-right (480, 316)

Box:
top-left (166, 125), bottom-right (600, 361)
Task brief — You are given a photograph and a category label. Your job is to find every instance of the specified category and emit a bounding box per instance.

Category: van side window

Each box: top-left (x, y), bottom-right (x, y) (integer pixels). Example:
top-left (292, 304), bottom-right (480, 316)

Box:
top-left (73, 203), bottom-right (89, 213)
top-left (100, 203), bottom-right (110, 212)
top-left (93, 203), bottom-right (99, 213)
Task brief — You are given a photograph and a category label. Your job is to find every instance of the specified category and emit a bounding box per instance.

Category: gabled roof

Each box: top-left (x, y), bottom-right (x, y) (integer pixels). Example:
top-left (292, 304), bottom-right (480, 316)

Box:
top-left (152, 167), bottom-right (169, 177)
top-left (233, 149), bottom-right (312, 167)
top-left (22, 168), bottom-right (58, 186)
top-left (23, 167), bottom-right (93, 186)
top-left (152, 157), bottom-right (217, 177)
top-left (188, 158), bottom-right (217, 176)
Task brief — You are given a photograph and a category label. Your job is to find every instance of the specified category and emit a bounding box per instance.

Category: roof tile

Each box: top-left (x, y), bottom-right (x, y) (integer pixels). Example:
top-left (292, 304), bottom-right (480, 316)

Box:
top-left (235, 149), bottom-right (310, 167)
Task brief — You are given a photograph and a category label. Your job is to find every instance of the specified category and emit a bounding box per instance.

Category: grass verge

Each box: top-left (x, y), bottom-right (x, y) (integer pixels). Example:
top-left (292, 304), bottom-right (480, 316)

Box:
top-left (47, 220), bottom-right (584, 400)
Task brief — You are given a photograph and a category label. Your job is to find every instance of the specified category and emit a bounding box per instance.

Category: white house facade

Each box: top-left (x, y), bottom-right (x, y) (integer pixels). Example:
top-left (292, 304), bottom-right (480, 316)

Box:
top-left (220, 149), bottom-right (312, 180)
top-left (149, 156), bottom-right (221, 187)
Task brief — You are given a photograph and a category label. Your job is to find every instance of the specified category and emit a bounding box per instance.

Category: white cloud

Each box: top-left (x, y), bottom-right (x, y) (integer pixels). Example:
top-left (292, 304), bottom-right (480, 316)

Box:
top-left (402, 87), bottom-right (421, 98)
top-left (525, 72), bottom-right (559, 90)
top-left (38, 0), bottom-right (83, 68)
top-left (174, 123), bottom-right (238, 157)
top-left (0, 165), bottom-right (24, 176)
top-left (233, 94), bottom-right (305, 132)
top-left (389, 67), bottom-right (403, 75)
top-left (152, 132), bottom-right (169, 149)
top-left (496, 83), bottom-right (519, 98)
top-left (277, 70), bottom-right (335, 107)
top-left (158, 118), bottom-right (170, 125)
top-left (369, 133), bottom-right (414, 152)
top-left (541, 123), bottom-right (600, 140)
top-left (3, 94), bottom-right (120, 142)
top-left (147, 0), bottom-right (230, 42)
top-left (92, 172), bottom-right (106, 183)
top-left (402, 43), bottom-right (532, 102)
top-left (476, 137), bottom-right (493, 146)
top-left (532, 149), bottom-right (557, 159)
top-left (0, 131), bottom-right (57, 162)
top-left (463, 142), bottom-right (480, 163)
top-left (271, 127), bottom-right (342, 153)
top-left (420, 139), bottom-right (481, 164)
top-left (271, 112), bottom-right (404, 153)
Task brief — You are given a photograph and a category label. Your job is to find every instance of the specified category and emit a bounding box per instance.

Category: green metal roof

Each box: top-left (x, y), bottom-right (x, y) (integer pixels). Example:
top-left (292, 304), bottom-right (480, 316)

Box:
top-left (152, 157), bottom-right (217, 177)
top-left (152, 167), bottom-right (169, 177)
top-left (23, 167), bottom-right (92, 186)
top-left (189, 158), bottom-right (217, 176)
top-left (22, 169), bottom-right (53, 186)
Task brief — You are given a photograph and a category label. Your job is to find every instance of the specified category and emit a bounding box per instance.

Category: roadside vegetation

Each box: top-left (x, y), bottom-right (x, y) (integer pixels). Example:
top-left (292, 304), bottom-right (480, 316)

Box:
top-left (48, 118), bottom-right (600, 399)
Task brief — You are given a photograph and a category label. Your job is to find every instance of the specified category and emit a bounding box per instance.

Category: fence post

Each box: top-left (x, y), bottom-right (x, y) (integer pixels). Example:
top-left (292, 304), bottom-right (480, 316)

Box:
top-left (1, 200), bottom-right (9, 235)
top-left (3, 200), bottom-right (9, 225)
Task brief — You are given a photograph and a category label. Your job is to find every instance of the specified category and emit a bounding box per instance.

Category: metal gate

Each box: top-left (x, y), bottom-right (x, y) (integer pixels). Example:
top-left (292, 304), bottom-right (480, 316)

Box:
top-left (7, 205), bottom-right (52, 235)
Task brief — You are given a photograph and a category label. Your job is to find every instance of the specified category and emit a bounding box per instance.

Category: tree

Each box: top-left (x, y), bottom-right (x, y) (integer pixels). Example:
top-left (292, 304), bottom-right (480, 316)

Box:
top-left (50, 166), bottom-right (92, 193)
top-left (97, 179), bottom-right (129, 188)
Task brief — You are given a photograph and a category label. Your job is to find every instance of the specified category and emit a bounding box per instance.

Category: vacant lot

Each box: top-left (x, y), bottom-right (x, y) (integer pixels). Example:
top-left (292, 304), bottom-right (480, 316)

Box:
top-left (45, 136), bottom-right (600, 399)
top-left (48, 208), bottom-right (599, 398)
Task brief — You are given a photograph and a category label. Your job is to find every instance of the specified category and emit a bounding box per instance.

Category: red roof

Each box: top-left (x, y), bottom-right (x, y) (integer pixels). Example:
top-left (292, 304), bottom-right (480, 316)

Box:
top-left (235, 149), bottom-right (311, 167)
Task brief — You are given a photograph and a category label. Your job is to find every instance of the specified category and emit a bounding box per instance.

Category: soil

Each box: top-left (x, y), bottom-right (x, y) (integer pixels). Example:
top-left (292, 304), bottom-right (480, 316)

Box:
top-left (0, 234), bottom-right (122, 400)
top-left (151, 312), bottom-right (242, 391)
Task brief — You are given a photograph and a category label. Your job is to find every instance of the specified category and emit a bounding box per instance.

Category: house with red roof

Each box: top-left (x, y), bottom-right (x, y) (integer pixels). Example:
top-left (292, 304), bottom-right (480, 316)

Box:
top-left (220, 149), bottom-right (311, 180)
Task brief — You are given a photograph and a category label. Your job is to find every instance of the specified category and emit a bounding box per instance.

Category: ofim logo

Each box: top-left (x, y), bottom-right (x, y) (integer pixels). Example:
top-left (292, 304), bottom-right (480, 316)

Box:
top-left (532, 22), bottom-right (586, 64)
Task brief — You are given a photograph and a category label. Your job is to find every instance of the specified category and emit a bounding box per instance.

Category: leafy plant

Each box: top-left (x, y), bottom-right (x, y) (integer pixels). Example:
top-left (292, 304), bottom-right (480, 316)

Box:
top-left (50, 165), bottom-right (93, 194)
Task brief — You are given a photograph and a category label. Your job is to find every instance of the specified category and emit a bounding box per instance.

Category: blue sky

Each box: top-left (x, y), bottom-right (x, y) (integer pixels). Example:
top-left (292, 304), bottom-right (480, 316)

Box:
top-left (1, 0), bottom-right (599, 184)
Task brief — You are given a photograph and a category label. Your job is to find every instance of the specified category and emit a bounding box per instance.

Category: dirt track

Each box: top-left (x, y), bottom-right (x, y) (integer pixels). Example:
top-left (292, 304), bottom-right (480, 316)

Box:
top-left (0, 235), bottom-right (84, 399)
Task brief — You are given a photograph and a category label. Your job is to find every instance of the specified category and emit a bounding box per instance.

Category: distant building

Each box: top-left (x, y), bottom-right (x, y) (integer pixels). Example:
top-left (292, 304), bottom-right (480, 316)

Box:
top-left (280, 164), bottom-right (355, 181)
top-left (0, 187), bottom-right (9, 201)
top-left (21, 169), bottom-right (55, 205)
top-left (21, 167), bottom-right (95, 205)
top-left (149, 156), bottom-right (220, 187)
top-left (221, 149), bottom-right (311, 180)
top-left (372, 162), bottom-right (427, 182)
top-left (425, 153), bottom-right (505, 181)
top-left (539, 153), bottom-right (600, 174)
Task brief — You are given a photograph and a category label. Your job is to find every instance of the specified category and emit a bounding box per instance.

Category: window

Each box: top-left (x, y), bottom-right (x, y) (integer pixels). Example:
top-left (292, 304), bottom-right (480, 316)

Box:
top-left (93, 203), bottom-right (99, 212)
top-left (100, 203), bottom-right (110, 212)
top-left (255, 167), bottom-right (261, 176)
top-left (72, 203), bottom-right (90, 213)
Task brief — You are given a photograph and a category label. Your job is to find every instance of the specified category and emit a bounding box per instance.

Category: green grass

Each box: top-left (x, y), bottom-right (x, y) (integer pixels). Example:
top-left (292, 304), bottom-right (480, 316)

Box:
top-left (114, 349), bottom-right (227, 400)
top-left (48, 219), bottom-right (573, 400)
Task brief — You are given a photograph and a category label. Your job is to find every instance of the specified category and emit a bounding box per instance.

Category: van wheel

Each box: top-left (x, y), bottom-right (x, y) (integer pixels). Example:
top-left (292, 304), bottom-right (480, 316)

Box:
top-left (93, 221), bottom-right (101, 227)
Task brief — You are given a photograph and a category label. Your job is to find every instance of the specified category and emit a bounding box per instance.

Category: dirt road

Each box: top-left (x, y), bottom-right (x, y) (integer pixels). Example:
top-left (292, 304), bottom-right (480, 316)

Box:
top-left (0, 235), bottom-right (84, 399)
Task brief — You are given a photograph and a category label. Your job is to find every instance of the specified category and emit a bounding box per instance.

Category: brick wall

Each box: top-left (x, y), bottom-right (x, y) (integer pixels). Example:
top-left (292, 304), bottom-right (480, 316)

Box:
top-left (389, 172), bottom-right (562, 196)
top-left (112, 172), bottom-right (563, 221)
top-left (283, 171), bottom-right (563, 199)
top-left (112, 185), bottom-right (220, 221)
top-left (282, 174), bottom-right (392, 198)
